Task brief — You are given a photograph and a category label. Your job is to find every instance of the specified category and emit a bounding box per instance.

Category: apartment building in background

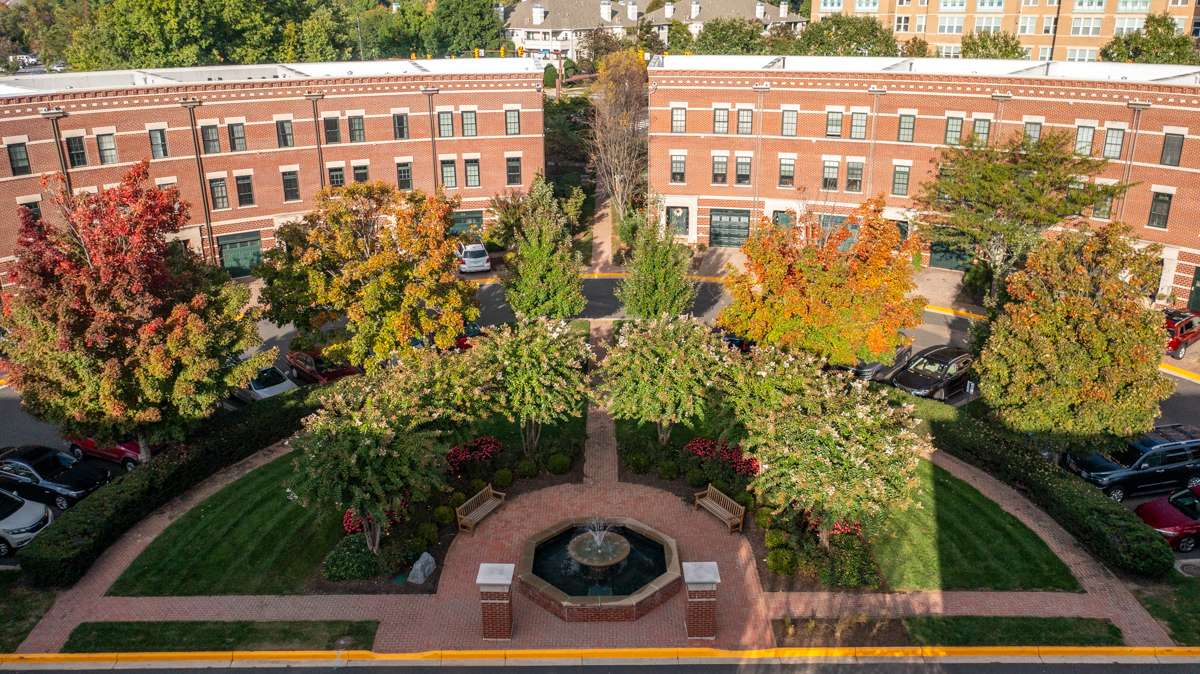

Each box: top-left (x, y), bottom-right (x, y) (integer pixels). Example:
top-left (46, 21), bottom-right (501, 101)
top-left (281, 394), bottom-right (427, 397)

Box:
top-left (812, 0), bottom-right (1200, 61)
top-left (0, 58), bottom-right (545, 279)
top-left (506, 0), bottom-right (805, 60)
top-left (648, 54), bottom-right (1200, 310)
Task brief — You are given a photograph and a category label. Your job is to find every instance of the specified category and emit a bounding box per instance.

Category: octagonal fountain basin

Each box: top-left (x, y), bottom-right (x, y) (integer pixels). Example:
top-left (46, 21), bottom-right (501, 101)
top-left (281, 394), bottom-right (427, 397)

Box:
top-left (518, 517), bottom-right (681, 622)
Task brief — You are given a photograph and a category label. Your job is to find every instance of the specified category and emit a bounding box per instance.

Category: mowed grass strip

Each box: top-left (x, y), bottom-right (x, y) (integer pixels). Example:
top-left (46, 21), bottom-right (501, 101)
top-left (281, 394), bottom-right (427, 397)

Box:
top-left (0, 570), bottom-right (57, 652)
top-left (62, 620), bottom-right (377, 652)
top-left (903, 616), bottom-right (1123, 646)
top-left (108, 455), bottom-right (340, 596)
top-left (871, 460), bottom-right (1080, 592)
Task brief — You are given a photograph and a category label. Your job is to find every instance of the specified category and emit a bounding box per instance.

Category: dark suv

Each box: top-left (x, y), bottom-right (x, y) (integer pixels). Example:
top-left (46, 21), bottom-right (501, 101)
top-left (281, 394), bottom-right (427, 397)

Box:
top-left (1065, 424), bottom-right (1200, 502)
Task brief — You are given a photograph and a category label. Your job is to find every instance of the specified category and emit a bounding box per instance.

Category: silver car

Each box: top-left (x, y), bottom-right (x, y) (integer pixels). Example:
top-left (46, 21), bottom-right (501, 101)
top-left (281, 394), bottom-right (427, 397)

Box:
top-left (456, 242), bottom-right (492, 273)
top-left (0, 489), bottom-right (52, 557)
top-left (234, 366), bottom-right (298, 403)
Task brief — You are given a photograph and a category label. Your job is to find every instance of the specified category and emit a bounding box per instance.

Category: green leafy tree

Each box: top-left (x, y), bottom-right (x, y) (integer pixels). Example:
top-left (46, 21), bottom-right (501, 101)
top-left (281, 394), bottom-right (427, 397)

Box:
top-left (722, 345), bottom-right (823, 441)
top-left (960, 30), bottom-right (1025, 59)
top-left (977, 222), bottom-right (1173, 439)
top-left (1102, 13), bottom-right (1200, 64)
top-left (577, 28), bottom-right (624, 73)
top-left (476, 319), bottom-right (591, 456)
top-left (255, 183), bottom-right (479, 371)
top-left (695, 18), bottom-right (766, 55)
top-left (915, 131), bottom-right (1127, 312)
top-left (634, 18), bottom-right (666, 53)
top-left (748, 375), bottom-right (923, 545)
top-left (289, 377), bottom-right (447, 553)
top-left (901, 36), bottom-right (930, 57)
top-left (795, 15), bottom-right (898, 56)
top-left (424, 0), bottom-right (504, 55)
top-left (596, 317), bottom-right (728, 446)
top-left (764, 23), bottom-right (799, 54)
top-left (503, 177), bottom-right (587, 319)
top-left (616, 222), bottom-right (695, 318)
top-left (0, 164), bottom-right (269, 462)
top-left (666, 20), bottom-right (694, 52)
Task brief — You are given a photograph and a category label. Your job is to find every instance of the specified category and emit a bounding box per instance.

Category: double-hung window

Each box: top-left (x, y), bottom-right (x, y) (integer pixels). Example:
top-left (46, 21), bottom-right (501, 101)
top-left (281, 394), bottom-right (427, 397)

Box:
top-left (324, 117), bottom-right (341, 143)
top-left (66, 136), bottom-right (87, 167)
top-left (440, 159), bottom-right (457, 188)
top-left (735, 156), bottom-right (752, 185)
top-left (892, 165), bottom-right (911, 196)
top-left (506, 157), bottom-right (522, 186)
top-left (208, 178), bottom-right (229, 209)
top-left (393, 113), bottom-right (409, 139)
top-left (713, 108), bottom-right (729, 134)
top-left (149, 129), bottom-right (169, 159)
top-left (1024, 121), bottom-right (1042, 142)
top-left (898, 114), bottom-right (915, 142)
top-left (781, 109), bottom-right (797, 137)
top-left (1075, 126), bottom-right (1095, 155)
top-left (201, 125), bottom-right (220, 154)
top-left (846, 162), bottom-right (864, 192)
top-left (1148, 191), bottom-right (1172, 229)
top-left (737, 109), bottom-right (753, 135)
top-left (276, 120), bottom-right (295, 148)
top-left (505, 109), bottom-right (521, 135)
top-left (281, 171), bottom-right (301, 201)
top-left (438, 112), bottom-right (454, 138)
top-left (826, 111), bottom-right (843, 137)
top-left (396, 162), bottom-right (413, 190)
top-left (235, 175), bottom-right (254, 206)
top-left (671, 107), bottom-right (687, 133)
top-left (462, 111), bottom-right (477, 137)
top-left (822, 161), bottom-right (839, 191)
top-left (972, 118), bottom-right (991, 144)
top-left (1102, 128), bottom-right (1125, 159)
top-left (850, 112), bottom-right (867, 140)
top-left (96, 134), bottom-right (118, 164)
top-left (670, 154), bottom-right (686, 183)
top-left (348, 116), bottom-right (365, 143)
top-left (944, 117), bottom-right (963, 145)
top-left (779, 158), bottom-right (795, 187)
top-left (328, 167), bottom-right (345, 187)
top-left (7, 142), bottom-right (29, 176)
top-left (464, 158), bottom-right (481, 187)
top-left (353, 164), bottom-right (369, 183)
top-left (228, 123), bottom-right (247, 151)
top-left (712, 156), bottom-right (728, 184)
top-left (1161, 133), bottom-right (1184, 166)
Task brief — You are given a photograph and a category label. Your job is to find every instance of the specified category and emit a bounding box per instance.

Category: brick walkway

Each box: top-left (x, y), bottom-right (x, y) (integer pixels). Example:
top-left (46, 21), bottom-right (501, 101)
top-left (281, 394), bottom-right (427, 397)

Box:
top-left (588, 185), bottom-right (619, 273)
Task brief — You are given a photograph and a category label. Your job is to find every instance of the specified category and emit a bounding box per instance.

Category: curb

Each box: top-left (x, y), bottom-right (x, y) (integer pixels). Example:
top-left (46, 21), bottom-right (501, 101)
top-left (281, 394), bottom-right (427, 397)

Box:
top-left (3, 647), bottom-right (1200, 668)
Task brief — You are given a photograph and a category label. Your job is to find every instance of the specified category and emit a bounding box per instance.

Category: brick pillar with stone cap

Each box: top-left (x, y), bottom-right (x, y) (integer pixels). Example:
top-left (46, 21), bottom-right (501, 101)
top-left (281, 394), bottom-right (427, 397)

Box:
top-left (477, 563), bottom-right (515, 640)
top-left (683, 561), bottom-right (720, 640)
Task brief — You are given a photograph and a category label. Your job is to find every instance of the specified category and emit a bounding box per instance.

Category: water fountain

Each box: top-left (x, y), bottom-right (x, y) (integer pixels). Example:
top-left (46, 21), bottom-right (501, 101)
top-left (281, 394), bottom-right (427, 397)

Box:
top-left (567, 519), bottom-right (631, 578)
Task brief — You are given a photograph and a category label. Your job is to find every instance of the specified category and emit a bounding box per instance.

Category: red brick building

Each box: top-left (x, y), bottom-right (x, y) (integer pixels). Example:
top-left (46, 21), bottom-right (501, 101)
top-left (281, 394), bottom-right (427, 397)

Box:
top-left (648, 55), bottom-right (1200, 310)
top-left (0, 58), bottom-right (546, 279)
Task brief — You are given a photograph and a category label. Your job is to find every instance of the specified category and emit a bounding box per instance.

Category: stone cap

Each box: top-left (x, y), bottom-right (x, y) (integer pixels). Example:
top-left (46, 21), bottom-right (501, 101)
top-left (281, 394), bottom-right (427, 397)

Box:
top-left (477, 563), bottom-right (515, 587)
top-left (682, 561), bottom-right (720, 585)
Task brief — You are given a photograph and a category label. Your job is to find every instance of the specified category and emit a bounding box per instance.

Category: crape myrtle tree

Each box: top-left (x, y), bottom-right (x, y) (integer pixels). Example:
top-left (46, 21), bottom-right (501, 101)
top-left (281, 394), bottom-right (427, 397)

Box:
top-left (597, 317), bottom-right (729, 446)
top-left (476, 319), bottom-right (592, 457)
top-left (916, 131), bottom-right (1127, 312)
top-left (502, 177), bottom-right (587, 319)
top-left (977, 222), bottom-right (1174, 439)
top-left (588, 49), bottom-right (648, 223)
top-left (0, 164), bottom-right (270, 462)
top-left (747, 374), bottom-right (924, 546)
top-left (721, 345), bottom-right (824, 442)
top-left (720, 199), bottom-right (925, 367)
top-left (616, 218), bottom-right (696, 319)
top-left (255, 183), bottom-right (479, 371)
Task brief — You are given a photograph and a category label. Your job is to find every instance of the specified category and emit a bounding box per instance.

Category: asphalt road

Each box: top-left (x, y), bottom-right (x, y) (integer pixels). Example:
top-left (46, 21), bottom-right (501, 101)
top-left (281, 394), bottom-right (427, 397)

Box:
top-left (14, 663), bottom-right (1199, 674)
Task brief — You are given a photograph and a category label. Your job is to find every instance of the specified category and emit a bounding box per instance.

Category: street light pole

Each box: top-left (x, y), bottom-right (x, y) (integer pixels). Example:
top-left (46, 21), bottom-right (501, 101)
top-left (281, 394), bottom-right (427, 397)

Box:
top-left (751, 81), bottom-right (771, 222)
top-left (39, 106), bottom-right (71, 194)
top-left (180, 97), bottom-right (215, 263)
top-left (866, 85), bottom-right (886, 196)
top-left (422, 86), bottom-right (441, 191)
top-left (304, 91), bottom-right (326, 189)
top-left (990, 91), bottom-right (1012, 144)
top-left (1119, 99), bottom-right (1151, 221)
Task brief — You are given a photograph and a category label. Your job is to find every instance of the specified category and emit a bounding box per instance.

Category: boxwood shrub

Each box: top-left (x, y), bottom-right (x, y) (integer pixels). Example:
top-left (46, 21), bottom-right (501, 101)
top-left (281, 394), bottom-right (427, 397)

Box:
top-left (920, 399), bottom-right (1175, 579)
top-left (18, 386), bottom-right (326, 587)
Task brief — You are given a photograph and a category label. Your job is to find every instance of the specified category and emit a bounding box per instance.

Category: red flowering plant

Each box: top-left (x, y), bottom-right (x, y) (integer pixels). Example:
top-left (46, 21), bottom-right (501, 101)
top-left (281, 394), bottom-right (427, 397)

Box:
top-left (342, 504), bottom-right (407, 535)
top-left (446, 436), bottom-right (503, 478)
top-left (684, 437), bottom-right (760, 477)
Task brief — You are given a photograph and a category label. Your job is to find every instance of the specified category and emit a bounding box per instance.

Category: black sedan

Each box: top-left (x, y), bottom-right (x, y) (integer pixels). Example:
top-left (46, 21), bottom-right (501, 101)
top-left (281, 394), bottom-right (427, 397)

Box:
top-left (891, 345), bottom-right (974, 401)
top-left (0, 445), bottom-right (111, 510)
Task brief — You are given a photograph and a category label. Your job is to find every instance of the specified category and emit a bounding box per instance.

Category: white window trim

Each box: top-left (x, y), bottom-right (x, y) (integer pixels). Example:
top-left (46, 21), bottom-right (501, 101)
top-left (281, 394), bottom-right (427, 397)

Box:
top-left (711, 149), bottom-right (730, 157)
top-left (780, 104), bottom-right (801, 111)
top-left (390, 107), bottom-right (410, 115)
top-left (849, 106), bottom-right (871, 113)
top-left (821, 154), bottom-right (842, 161)
top-left (778, 152), bottom-right (798, 160)
top-left (154, 176), bottom-right (177, 186)
top-left (669, 149), bottom-right (689, 155)
top-left (669, 101), bottom-right (689, 109)
top-left (437, 153), bottom-right (457, 161)
top-left (272, 113), bottom-right (294, 121)
top-left (461, 153), bottom-right (481, 160)
top-left (321, 111), bottom-right (342, 119)
top-left (734, 103), bottom-right (755, 110)
top-left (205, 170), bottom-right (228, 180)
top-left (324, 160), bottom-right (346, 169)
top-left (224, 116), bottom-right (246, 125)
top-left (344, 109), bottom-right (365, 117)
top-left (898, 108), bottom-right (918, 115)
top-left (196, 119), bottom-right (217, 128)
top-left (892, 158), bottom-right (914, 166)
top-left (15, 194), bottom-right (41, 205)
top-left (2, 134), bottom-right (28, 145)
top-left (351, 159), bottom-right (371, 167)
top-left (846, 155), bottom-right (867, 163)
top-left (74, 186), bottom-right (99, 195)
top-left (1164, 125), bottom-right (1189, 135)
top-left (825, 105), bottom-right (847, 112)
top-left (1151, 184), bottom-right (1178, 195)
top-left (971, 112), bottom-right (994, 120)
top-left (1022, 115), bottom-right (1046, 123)
top-left (144, 122), bottom-right (168, 131)
top-left (232, 168), bottom-right (254, 177)
top-left (1095, 177), bottom-right (1118, 185)
top-left (504, 150), bottom-right (524, 158)
top-left (1075, 118), bottom-right (1099, 127)
top-left (503, 103), bottom-right (522, 110)
top-left (734, 150), bottom-right (754, 158)
top-left (945, 111), bottom-right (965, 119)
top-left (278, 164), bottom-right (301, 172)
top-left (1104, 121), bottom-right (1129, 130)
top-left (394, 156), bottom-right (414, 163)
top-left (62, 129), bottom-right (86, 139)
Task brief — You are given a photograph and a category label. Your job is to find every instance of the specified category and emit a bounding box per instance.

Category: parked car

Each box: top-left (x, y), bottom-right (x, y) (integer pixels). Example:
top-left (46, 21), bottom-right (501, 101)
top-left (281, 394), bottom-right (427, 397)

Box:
top-left (0, 489), bottom-right (51, 557)
top-left (712, 328), bottom-right (754, 354)
top-left (838, 343), bottom-right (914, 382)
top-left (65, 436), bottom-right (161, 473)
top-left (1065, 424), bottom-right (1200, 502)
top-left (454, 322), bottom-right (485, 351)
top-left (0, 446), bottom-right (111, 510)
top-left (456, 242), bottom-right (492, 274)
top-left (1165, 309), bottom-right (1200, 360)
top-left (1136, 486), bottom-right (1200, 553)
top-left (891, 345), bottom-right (973, 400)
top-left (285, 349), bottom-right (360, 385)
top-left (233, 366), bottom-right (298, 403)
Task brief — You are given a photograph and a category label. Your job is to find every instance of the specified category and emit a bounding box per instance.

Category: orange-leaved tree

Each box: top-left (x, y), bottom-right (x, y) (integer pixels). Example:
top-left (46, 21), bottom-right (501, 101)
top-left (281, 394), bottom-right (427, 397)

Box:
top-left (719, 197), bottom-right (925, 366)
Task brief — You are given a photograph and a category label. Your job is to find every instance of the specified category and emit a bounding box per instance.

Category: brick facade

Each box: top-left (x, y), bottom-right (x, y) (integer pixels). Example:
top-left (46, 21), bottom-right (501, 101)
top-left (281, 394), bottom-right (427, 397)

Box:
top-left (480, 589), bottom-right (514, 640)
top-left (0, 59), bottom-right (545, 280)
top-left (649, 55), bottom-right (1200, 310)
top-left (685, 586), bottom-right (718, 640)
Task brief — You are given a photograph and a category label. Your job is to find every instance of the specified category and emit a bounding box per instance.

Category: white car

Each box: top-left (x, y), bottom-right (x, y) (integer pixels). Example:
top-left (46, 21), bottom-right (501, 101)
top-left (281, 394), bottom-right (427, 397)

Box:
top-left (234, 366), bottom-right (299, 403)
top-left (0, 489), bottom-right (51, 557)
top-left (456, 242), bottom-right (492, 273)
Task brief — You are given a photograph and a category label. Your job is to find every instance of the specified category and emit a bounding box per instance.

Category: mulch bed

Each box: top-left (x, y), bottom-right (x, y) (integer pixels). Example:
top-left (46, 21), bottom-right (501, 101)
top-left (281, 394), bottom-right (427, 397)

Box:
top-left (772, 618), bottom-right (912, 647)
top-left (746, 519), bottom-right (828, 593)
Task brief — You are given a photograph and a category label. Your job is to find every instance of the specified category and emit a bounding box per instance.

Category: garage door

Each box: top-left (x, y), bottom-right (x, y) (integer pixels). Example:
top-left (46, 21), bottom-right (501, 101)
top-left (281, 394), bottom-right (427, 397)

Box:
top-left (929, 241), bottom-right (972, 272)
top-left (709, 208), bottom-right (750, 248)
top-left (217, 231), bottom-right (262, 278)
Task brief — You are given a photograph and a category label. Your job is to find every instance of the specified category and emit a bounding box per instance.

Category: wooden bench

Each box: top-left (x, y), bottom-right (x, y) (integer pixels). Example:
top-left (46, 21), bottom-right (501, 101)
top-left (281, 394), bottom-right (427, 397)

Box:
top-left (456, 484), bottom-right (507, 533)
top-left (693, 484), bottom-right (745, 533)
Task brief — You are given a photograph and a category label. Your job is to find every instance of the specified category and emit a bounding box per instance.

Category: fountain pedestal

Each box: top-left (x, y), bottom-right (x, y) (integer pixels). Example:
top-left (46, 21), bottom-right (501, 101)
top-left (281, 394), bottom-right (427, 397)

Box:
top-left (567, 531), bottom-right (631, 578)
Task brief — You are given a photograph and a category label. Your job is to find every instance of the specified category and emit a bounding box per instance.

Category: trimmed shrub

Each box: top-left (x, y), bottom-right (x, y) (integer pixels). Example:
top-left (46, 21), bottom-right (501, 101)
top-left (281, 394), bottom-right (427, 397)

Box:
top-left (819, 535), bottom-right (880, 589)
top-left (734, 491), bottom-right (754, 511)
top-left (515, 459), bottom-right (538, 479)
top-left (657, 458), bottom-right (680, 481)
top-left (764, 529), bottom-right (792, 550)
top-left (754, 508), bottom-right (773, 530)
top-left (625, 451), bottom-right (652, 474)
top-left (322, 533), bottom-right (380, 581)
top-left (416, 522), bottom-right (439, 549)
top-left (379, 536), bottom-right (425, 575)
top-left (449, 491), bottom-right (467, 508)
top-left (493, 468), bottom-right (514, 489)
top-left (433, 505), bottom-right (455, 526)
top-left (468, 478), bottom-right (488, 495)
top-left (546, 453), bottom-right (571, 475)
top-left (18, 385), bottom-right (325, 587)
top-left (765, 548), bottom-right (799, 577)
top-left (685, 468), bottom-right (707, 488)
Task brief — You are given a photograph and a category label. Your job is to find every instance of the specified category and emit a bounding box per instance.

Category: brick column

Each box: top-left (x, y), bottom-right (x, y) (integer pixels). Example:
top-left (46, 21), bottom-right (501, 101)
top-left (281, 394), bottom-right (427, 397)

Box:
top-left (477, 563), bottom-right (515, 641)
top-left (682, 561), bottom-right (720, 640)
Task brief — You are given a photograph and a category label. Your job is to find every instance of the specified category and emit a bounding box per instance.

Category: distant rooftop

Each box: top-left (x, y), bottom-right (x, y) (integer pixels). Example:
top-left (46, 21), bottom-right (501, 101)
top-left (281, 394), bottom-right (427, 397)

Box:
top-left (0, 58), bottom-right (545, 98)
top-left (651, 54), bottom-right (1200, 87)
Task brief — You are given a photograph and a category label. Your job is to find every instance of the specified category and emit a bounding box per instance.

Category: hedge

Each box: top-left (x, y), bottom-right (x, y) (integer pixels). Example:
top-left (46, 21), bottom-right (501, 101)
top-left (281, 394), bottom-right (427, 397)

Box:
top-left (914, 398), bottom-right (1175, 579)
top-left (18, 386), bottom-right (326, 587)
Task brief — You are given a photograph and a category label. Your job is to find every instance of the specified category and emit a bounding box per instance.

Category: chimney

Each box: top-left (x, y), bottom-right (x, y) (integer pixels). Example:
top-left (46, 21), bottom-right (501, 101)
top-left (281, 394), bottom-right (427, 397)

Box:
top-left (532, 2), bottom-right (545, 25)
top-left (780, 0), bottom-right (789, 17)
top-left (601, 0), bottom-right (612, 22)
top-left (665, 1), bottom-right (675, 18)
top-left (628, 0), bottom-right (638, 21)
top-left (691, 0), bottom-right (701, 19)
top-left (756, 1), bottom-right (765, 19)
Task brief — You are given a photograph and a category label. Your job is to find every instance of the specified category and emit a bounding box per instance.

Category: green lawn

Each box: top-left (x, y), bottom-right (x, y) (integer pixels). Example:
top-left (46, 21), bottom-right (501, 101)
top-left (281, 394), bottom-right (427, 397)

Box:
top-left (903, 616), bottom-right (1122, 646)
top-left (108, 456), bottom-right (341, 596)
top-left (1137, 573), bottom-right (1200, 645)
top-left (63, 621), bottom-right (377, 652)
top-left (0, 569), bottom-right (56, 652)
top-left (871, 460), bottom-right (1080, 592)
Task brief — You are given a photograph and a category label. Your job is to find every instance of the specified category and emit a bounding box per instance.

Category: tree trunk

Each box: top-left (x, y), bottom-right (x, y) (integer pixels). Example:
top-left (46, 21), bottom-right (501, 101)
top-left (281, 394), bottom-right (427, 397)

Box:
top-left (983, 240), bottom-right (1010, 313)
top-left (364, 518), bottom-right (383, 555)
top-left (817, 526), bottom-right (832, 549)
top-left (656, 420), bottom-right (672, 447)
top-left (521, 418), bottom-right (542, 458)
top-left (137, 433), bottom-right (151, 464)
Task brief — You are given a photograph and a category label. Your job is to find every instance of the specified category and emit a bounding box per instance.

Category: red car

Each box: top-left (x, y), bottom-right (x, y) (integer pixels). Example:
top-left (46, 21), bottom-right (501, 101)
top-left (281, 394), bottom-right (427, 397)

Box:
top-left (66, 437), bottom-right (156, 472)
top-left (1165, 309), bottom-right (1200, 360)
top-left (1135, 486), bottom-right (1200, 552)
top-left (285, 349), bottom-right (360, 385)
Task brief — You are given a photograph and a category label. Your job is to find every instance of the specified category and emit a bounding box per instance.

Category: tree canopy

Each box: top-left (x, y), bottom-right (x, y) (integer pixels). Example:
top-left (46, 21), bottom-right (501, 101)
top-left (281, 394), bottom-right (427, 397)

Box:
top-left (977, 222), bottom-right (1173, 439)
top-left (616, 221), bottom-right (695, 319)
top-left (1102, 13), bottom-right (1200, 64)
top-left (961, 31), bottom-right (1025, 59)
top-left (588, 49), bottom-right (648, 221)
top-left (503, 177), bottom-right (587, 320)
top-left (695, 18), bottom-right (767, 55)
top-left (795, 15), bottom-right (898, 56)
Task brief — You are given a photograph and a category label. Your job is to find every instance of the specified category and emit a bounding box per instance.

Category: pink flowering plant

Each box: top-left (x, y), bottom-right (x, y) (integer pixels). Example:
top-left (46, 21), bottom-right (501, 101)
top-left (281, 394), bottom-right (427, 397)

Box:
top-left (446, 435), bottom-right (503, 477)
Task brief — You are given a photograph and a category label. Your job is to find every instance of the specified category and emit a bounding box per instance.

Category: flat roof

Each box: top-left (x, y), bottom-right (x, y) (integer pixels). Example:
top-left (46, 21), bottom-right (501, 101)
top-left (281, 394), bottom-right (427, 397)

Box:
top-left (651, 54), bottom-right (1200, 86)
top-left (0, 58), bottom-right (546, 97)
